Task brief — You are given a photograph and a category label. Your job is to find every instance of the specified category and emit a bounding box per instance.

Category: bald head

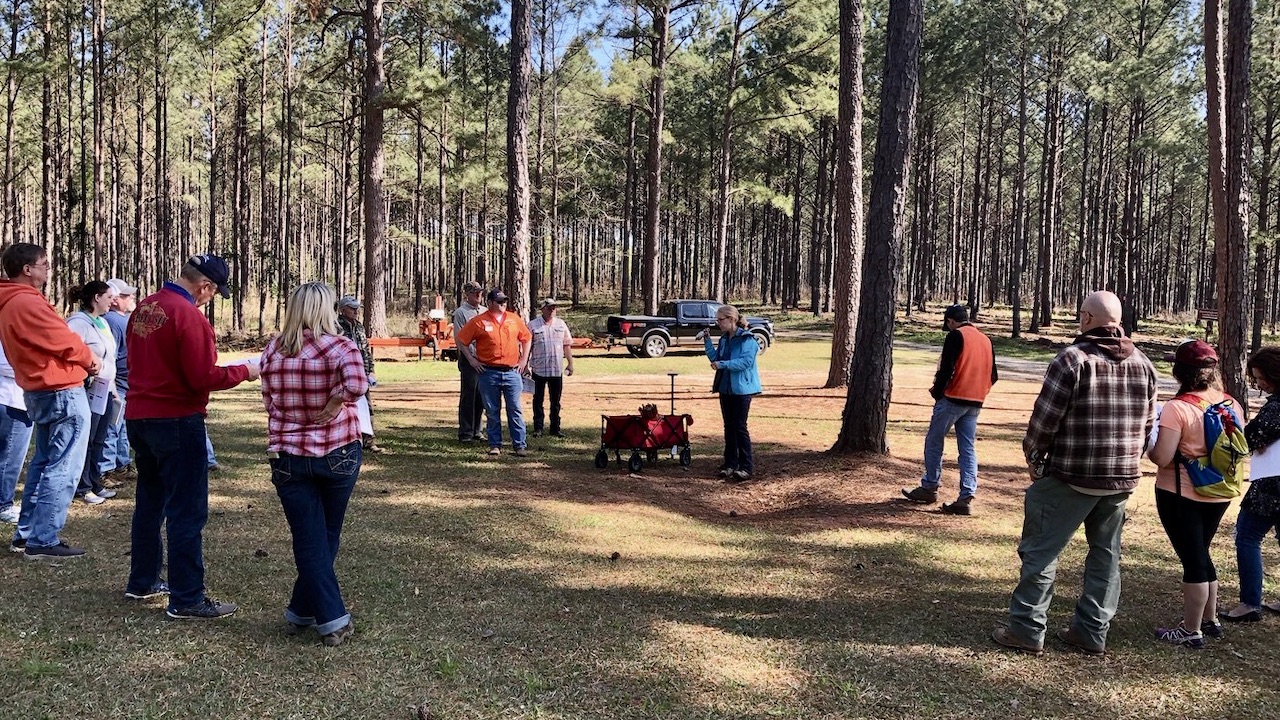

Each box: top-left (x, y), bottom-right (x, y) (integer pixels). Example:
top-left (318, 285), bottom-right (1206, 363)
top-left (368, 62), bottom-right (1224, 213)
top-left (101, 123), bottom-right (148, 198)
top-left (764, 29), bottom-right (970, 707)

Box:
top-left (1079, 291), bottom-right (1123, 332)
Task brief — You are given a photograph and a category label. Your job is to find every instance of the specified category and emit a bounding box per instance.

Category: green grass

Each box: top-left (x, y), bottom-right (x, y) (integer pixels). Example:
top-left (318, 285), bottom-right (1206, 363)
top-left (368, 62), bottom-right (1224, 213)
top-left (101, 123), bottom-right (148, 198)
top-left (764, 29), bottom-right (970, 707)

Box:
top-left (3, 339), bottom-right (1280, 718)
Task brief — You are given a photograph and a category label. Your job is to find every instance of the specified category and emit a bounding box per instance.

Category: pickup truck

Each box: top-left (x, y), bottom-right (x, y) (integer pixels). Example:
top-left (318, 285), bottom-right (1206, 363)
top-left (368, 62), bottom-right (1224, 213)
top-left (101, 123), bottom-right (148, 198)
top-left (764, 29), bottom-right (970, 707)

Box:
top-left (602, 299), bottom-right (776, 358)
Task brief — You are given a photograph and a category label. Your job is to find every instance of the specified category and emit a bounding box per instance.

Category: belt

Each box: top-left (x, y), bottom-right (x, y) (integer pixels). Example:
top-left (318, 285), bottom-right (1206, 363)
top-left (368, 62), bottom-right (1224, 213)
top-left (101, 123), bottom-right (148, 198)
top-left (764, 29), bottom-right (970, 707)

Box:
top-left (483, 364), bottom-right (517, 371)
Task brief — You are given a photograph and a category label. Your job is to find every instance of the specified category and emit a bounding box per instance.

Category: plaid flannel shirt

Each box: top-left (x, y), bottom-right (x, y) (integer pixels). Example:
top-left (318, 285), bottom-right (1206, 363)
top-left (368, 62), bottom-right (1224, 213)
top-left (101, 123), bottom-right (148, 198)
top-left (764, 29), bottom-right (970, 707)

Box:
top-left (261, 330), bottom-right (369, 457)
top-left (1022, 328), bottom-right (1157, 491)
top-left (527, 317), bottom-right (572, 377)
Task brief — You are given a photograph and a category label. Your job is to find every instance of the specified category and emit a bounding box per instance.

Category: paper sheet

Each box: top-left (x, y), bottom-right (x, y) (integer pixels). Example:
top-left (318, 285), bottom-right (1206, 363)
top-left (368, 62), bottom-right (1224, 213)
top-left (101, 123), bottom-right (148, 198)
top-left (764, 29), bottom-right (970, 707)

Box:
top-left (356, 395), bottom-right (373, 436)
top-left (87, 376), bottom-right (111, 416)
top-left (1251, 443), bottom-right (1280, 480)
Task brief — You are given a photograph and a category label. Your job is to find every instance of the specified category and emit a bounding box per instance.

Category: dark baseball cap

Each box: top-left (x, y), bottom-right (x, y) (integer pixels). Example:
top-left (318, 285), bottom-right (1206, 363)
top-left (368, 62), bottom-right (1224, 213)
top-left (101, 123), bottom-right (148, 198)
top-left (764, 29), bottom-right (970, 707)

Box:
top-left (942, 304), bottom-right (968, 329)
top-left (487, 289), bottom-right (509, 303)
top-left (1166, 339), bottom-right (1219, 367)
top-left (188, 254), bottom-right (231, 298)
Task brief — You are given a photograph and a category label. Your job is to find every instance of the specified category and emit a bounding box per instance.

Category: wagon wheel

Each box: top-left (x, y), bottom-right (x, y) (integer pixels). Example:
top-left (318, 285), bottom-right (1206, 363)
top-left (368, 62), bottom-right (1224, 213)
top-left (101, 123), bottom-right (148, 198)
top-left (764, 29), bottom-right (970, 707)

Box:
top-left (679, 446), bottom-right (692, 467)
top-left (594, 448), bottom-right (609, 469)
top-left (627, 451), bottom-right (644, 473)
top-left (647, 449), bottom-right (659, 465)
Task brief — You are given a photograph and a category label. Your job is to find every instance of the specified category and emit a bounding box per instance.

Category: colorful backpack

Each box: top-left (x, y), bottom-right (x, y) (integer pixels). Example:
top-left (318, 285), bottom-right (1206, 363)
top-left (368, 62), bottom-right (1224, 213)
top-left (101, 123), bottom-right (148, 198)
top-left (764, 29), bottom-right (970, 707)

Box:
top-left (1173, 394), bottom-right (1250, 499)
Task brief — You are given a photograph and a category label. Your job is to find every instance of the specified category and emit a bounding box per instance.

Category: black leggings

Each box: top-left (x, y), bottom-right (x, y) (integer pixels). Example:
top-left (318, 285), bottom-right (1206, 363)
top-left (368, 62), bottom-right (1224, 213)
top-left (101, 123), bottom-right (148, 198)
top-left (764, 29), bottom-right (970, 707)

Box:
top-left (1155, 488), bottom-right (1229, 584)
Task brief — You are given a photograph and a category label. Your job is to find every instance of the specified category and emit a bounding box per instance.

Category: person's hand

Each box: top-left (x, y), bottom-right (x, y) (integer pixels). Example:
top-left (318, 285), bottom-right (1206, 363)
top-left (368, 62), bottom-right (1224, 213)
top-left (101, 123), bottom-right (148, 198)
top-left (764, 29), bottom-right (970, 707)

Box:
top-left (87, 356), bottom-right (102, 376)
top-left (695, 329), bottom-right (708, 341)
top-left (710, 361), bottom-right (720, 370)
top-left (566, 363), bottom-right (574, 377)
top-left (315, 396), bottom-right (345, 423)
top-left (246, 362), bottom-right (262, 382)
top-left (519, 363), bottom-right (529, 377)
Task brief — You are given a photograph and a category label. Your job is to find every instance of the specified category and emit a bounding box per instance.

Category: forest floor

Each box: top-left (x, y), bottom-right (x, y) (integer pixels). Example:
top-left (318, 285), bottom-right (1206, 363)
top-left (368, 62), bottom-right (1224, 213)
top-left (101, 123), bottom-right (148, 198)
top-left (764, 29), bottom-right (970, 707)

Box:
top-left (3, 337), bottom-right (1279, 719)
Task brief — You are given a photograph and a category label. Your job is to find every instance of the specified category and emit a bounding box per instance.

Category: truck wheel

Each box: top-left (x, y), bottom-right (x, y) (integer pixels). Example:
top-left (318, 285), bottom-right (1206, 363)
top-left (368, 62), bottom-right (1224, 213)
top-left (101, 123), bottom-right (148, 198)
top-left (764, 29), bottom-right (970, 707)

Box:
top-left (626, 345), bottom-right (645, 358)
top-left (751, 331), bottom-right (769, 354)
top-left (642, 333), bottom-right (668, 358)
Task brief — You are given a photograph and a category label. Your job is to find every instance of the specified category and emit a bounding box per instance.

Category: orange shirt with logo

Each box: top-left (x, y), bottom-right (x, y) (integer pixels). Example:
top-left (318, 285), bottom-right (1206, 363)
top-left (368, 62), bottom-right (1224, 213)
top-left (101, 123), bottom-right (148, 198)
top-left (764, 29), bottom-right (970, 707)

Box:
top-left (456, 310), bottom-right (531, 366)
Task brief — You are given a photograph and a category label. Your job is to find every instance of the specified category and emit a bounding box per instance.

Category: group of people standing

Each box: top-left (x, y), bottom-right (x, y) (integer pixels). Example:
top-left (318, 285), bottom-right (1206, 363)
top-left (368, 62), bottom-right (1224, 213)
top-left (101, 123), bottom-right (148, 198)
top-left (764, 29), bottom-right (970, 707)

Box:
top-left (904, 290), bottom-right (1280, 653)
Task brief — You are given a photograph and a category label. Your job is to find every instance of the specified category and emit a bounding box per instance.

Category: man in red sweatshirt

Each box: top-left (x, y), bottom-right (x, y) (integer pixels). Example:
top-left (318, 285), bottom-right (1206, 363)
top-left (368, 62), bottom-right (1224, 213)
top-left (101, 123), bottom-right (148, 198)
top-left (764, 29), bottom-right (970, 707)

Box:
top-left (0, 243), bottom-right (102, 560)
top-left (124, 254), bottom-right (259, 619)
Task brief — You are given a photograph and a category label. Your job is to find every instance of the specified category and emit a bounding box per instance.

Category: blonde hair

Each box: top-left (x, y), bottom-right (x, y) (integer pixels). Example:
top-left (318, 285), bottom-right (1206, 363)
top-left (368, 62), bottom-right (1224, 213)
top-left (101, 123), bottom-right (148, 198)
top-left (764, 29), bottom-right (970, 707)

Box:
top-left (276, 282), bottom-right (339, 356)
top-left (717, 304), bottom-right (748, 330)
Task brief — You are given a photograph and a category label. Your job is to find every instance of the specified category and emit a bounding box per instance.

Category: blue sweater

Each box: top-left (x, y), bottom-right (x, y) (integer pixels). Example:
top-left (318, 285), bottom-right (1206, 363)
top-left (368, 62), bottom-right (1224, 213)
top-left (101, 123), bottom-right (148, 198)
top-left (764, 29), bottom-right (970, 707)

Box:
top-left (704, 328), bottom-right (762, 396)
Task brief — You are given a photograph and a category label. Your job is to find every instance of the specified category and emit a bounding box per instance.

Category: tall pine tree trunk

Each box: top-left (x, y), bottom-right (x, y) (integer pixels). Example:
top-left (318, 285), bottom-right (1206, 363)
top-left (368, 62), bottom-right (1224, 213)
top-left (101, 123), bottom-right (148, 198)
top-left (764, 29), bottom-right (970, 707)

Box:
top-left (361, 0), bottom-right (389, 336)
top-left (507, 0), bottom-right (533, 316)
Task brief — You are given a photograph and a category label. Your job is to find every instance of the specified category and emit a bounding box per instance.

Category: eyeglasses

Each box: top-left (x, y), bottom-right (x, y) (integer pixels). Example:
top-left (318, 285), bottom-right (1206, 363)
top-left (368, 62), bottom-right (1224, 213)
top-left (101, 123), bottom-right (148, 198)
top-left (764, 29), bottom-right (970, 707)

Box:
top-left (27, 261), bottom-right (49, 270)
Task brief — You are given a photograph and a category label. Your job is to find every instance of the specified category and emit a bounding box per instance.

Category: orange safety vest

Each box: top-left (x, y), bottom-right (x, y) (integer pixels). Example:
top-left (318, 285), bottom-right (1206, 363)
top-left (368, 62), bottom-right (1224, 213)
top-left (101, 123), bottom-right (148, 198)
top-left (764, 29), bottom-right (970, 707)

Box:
top-left (944, 324), bottom-right (994, 403)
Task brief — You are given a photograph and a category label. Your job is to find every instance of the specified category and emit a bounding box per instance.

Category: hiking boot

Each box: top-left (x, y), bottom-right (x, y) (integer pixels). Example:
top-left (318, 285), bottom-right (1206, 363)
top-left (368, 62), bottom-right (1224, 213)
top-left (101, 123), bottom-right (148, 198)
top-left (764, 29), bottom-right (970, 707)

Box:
top-left (284, 621), bottom-right (312, 636)
top-left (514, 447), bottom-right (529, 457)
top-left (322, 621), bottom-right (354, 647)
top-left (901, 487), bottom-right (939, 504)
top-left (991, 627), bottom-right (1043, 656)
top-left (488, 447), bottom-right (501, 456)
top-left (1155, 623), bottom-right (1204, 649)
top-left (102, 475), bottom-right (124, 489)
top-left (1056, 626), bottom-right (1105, 655)
top-left (9, 538), bottom-right (26, 553)
top-left (125, 581), bottom-right (171, 601)
top-left (940, 496), bottom-right (973, 516)
top-left (1200, 619), bottom-right (1224, 639)
top-left (24, 541), bottom-right (86, 561)
top-left (167, 597), bottom-right (238, 620)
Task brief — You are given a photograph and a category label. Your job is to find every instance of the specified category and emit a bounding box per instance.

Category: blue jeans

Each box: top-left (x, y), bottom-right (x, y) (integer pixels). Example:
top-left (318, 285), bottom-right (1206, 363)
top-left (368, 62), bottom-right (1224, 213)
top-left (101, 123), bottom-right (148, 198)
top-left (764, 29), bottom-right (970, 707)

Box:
top-left (100, 392), bottom-right (131, 474)
top-left (1, 405), bottom-right (34, 512)
top-left (78, 396), bottom-right (119, 496)
top-left (205, 434), bottom-right (217, 467)
top-left (13, 387), bottom-right (90, 548)
top-left (1234, 508), bottom-right (1279, 608)
top-left (1007, 475), bottom-right (1128, 649)
top-left (271, 441), bottom-right (361, 635)
top-left (921, 397), bottom-right (981, 498)
top-left (719, 394), bottom-right (753, 472)
top-left (477, 367), bottom-right (526, 449)
top-left (126, 414), bottom-right (211, 609)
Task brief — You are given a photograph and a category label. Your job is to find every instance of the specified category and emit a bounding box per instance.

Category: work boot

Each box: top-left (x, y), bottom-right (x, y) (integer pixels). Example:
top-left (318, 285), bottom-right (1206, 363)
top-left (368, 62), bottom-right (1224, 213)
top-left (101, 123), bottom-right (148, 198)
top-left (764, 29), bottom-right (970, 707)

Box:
top-left (901, 486), bottom-right (938, 504)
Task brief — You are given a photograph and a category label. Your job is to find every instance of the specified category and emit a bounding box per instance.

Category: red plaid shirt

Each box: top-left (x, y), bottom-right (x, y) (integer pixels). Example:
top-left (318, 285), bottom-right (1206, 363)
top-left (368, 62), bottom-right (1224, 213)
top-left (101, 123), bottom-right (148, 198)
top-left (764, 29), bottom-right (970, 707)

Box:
top-left (261, 330), bottom-right (369, 457)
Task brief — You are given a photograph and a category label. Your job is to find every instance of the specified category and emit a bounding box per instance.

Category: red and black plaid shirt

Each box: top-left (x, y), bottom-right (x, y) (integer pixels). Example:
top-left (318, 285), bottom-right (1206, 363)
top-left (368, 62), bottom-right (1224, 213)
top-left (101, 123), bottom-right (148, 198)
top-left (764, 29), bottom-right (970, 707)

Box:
top-left (261, 330), bottom-right (369, 457)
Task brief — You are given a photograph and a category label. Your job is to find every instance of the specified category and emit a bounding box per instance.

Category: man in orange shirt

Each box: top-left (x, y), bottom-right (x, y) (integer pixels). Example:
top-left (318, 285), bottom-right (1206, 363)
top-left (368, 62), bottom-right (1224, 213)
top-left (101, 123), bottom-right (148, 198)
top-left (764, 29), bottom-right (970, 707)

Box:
top-left (456, 290), bottom-right (532, 457)
top-left (902, 304), bottom-right (997, 516)
top-left (0, 243), bottom-right (102, 560)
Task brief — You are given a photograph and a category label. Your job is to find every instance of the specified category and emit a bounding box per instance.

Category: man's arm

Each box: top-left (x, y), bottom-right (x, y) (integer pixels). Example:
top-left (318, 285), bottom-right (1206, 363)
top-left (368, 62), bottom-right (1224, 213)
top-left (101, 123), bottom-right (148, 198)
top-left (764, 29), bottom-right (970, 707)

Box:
top-left (179, 316), bottom-right (252, 391)
top-left (1021, 353), bottom-right (1075, 464)
top-left (990, 337), bottom-right (998, 385)
top-left (560, 319), bottom-right (574, 375)
top-left (931, 330), bottom-right (964, 399)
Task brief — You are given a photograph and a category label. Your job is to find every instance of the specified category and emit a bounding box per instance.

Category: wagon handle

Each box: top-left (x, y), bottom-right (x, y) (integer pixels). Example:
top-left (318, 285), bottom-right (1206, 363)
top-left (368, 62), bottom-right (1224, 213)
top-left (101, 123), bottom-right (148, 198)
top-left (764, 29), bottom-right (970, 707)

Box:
top-left (668, 372), bottom-right (678, 415)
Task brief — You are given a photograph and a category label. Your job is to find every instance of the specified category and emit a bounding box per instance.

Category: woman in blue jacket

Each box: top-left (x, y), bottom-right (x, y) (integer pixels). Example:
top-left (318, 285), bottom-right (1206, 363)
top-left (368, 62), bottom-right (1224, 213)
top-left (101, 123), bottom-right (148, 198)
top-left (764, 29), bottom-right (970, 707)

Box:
top-left (701, 305), bottom-right (762, 481)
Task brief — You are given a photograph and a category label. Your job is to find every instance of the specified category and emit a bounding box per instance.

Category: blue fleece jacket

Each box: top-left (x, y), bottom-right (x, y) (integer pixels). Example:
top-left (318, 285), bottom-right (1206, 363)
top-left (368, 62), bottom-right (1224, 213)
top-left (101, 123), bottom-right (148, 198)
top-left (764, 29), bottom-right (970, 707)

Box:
top-left (704, 328), bottom-right (762, 396)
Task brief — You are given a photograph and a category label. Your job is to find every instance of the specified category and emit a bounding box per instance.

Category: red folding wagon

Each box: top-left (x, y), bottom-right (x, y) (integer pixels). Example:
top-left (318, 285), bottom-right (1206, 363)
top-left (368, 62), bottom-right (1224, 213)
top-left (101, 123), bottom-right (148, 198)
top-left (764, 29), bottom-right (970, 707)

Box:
top-left (594, 373), bottom-right (693, 473)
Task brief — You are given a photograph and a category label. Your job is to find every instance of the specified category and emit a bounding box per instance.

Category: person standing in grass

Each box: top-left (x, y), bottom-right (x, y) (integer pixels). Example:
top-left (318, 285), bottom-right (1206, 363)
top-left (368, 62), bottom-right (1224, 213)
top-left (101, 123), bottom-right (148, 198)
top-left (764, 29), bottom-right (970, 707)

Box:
top-left (0, 341), bottom-right (32, 525)
top-left (901, 304), bottom-right (997, 515)
top-left (994, 290), bottom-right (1157, 656)
top-left (336, 294), bottom-right (382, 454)
top-left (1146, 340), bottom-right (1237, 648)
top-left (453, 281), bottom-right (485, 443)
top-left (124, 254), bottom-right (257, 618)
top-left (527, 298), bottom-right (574, 438)
top-left (100, 278), bottom-right (137, 484)
top-left (700, 304), bottom-right (761, 482)
top-left (0, 243), bottom-right (101, 561)
top-left (66, 281), bottom-right (121, 506)
top-left (1221, 347), bottom-right (1280, 623)
top-left (456, 289), bottom-right (532, 457)
top-left (261, 282), bottom-right (368, 647)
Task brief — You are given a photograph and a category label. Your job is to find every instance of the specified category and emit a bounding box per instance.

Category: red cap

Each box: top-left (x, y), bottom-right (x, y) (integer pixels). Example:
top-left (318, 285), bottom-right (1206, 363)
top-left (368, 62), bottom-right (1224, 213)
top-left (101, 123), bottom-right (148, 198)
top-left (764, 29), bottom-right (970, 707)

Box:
top-left (1166, 340), bottom-right (1218, 367)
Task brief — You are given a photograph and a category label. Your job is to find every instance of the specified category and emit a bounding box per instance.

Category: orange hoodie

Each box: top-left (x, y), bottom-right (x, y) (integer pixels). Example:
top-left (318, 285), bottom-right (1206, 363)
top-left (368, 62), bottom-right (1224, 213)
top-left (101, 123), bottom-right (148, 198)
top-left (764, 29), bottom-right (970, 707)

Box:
top-left (0, 280), bottom-right (96, 392)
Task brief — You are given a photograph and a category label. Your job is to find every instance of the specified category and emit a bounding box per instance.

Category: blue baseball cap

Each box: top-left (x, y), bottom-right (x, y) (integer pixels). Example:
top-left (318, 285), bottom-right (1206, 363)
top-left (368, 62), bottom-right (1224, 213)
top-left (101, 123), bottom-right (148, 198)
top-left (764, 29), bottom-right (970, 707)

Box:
top-left (188, 254), bottom-right (231, 298)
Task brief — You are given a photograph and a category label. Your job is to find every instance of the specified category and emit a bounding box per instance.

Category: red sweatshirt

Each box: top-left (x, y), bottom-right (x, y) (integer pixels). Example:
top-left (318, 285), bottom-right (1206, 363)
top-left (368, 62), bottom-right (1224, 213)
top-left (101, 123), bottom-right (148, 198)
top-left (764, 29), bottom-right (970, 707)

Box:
top-left (0, 279), bottom-right (96, 391)
top-left (125, 283), bottom-right (249, 419)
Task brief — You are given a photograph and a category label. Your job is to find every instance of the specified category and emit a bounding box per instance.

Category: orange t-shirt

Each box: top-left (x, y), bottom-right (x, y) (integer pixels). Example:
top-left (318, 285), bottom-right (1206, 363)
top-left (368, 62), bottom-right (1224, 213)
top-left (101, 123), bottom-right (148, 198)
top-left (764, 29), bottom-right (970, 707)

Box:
top-left (456, 310), bottom-right (531, 366)
top-left (1154, 392), bottom-right (1236, 503)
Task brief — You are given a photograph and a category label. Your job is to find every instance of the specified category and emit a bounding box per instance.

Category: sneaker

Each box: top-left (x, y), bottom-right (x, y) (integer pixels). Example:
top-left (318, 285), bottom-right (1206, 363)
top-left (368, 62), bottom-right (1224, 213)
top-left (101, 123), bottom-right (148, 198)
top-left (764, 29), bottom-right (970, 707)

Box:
top-left (550, 431), bottom-right (567, 439)
top-left (458, 436), bottom-right (474, 443)
top-left (901, 487), bottom-right (939, 504)
top-left (1056, 626), bottom-right (1105, 655)
top-left (488, 447), bottom-right (501, 456)
top-left (531, 430), bottom-right (543, 438)
top-left (167, 597), bottom-right (238, 620)
top-left (80, 492), bottom-right (106, 505)
top-left (1200, 619), bottom-right (1224, 639)
top-left (322, 621), bottom-right (354, 647)
top-left (0, 505), bottom-right (19, 524)
top-left (24, 541), bottom-right (86, 561)
top-left (940, 496), bottom-right (973, 516)
top-left (731, 469), bottom-right (752, 481)
top-left (124, 581), bottom-right (171, 600)
top-left (1155, 623), bottom-right (1205, 649)
top-left (9, 538), bottom-right (26, 553)
top-left (514, 447), bottom-right (529, 457)
top-left (717, 468), bottom-right (735, 480)
top-left (991, 626), bottom-right (1043, 656)
top-left (284, 621), bottom-right (313, 636)
top-left (95, 488), bottom-right (117, 500)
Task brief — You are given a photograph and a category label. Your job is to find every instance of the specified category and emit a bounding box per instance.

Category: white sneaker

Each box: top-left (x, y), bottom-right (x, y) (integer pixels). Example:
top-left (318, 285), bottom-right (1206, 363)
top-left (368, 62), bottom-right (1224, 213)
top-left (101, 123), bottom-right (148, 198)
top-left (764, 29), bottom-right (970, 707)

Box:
top-left (95, 488), bottom-right (117, 499)
top-left (0, 505), bottom-right (19, 523)
top-left (82, 492), bottom-right (106, 505)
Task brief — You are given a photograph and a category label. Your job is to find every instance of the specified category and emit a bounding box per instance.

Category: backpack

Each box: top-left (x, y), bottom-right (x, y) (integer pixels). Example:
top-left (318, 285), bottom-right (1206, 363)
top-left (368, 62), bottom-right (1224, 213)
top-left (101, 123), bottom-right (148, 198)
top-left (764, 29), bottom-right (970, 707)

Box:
top-left (1172, 394), bottom-right (1250, 499)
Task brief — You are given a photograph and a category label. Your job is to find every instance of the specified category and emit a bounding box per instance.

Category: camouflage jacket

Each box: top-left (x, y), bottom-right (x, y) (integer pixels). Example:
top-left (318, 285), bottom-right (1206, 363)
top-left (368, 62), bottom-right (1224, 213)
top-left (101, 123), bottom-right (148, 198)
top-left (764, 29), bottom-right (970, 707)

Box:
top-left (337, 315), bottom-right (375, 375)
